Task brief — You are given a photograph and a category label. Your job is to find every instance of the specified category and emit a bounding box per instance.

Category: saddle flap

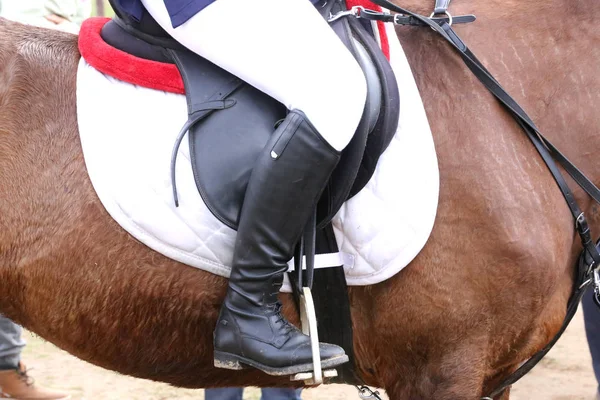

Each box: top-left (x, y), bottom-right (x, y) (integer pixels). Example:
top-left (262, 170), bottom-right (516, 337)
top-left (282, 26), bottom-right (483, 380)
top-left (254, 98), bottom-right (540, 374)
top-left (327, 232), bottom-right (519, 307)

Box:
top-left (188, 86), bottom-right (286, 228)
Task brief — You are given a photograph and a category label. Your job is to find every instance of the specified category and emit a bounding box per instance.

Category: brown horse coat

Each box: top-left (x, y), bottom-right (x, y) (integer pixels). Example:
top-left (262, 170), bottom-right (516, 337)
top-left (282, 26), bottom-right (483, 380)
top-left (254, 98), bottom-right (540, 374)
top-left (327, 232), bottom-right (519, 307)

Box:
top-left (1, 0), bottom-right (599, 398)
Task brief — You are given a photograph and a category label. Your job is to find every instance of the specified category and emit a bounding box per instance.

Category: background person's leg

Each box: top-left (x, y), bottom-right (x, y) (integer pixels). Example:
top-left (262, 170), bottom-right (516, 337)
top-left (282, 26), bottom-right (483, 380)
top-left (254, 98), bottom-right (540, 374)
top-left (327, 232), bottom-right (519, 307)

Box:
top-left (0, 314), bottom-right (25, 370)
top-left (0, 315), bottom-right (69, 399)
top-left (261, 388), bottom-right (303, 400)
top-left (204, 387), bottom-right (244, 400)
top-left (140, 0), bottom-right (367, 151)
top-left (583, 289), bottom-right (600, 398)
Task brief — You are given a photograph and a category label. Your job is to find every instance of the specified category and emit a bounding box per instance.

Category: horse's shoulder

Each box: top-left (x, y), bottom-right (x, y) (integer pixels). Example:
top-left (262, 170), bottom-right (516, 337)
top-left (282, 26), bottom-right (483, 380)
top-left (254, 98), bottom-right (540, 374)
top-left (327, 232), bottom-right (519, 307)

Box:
top-left (0, 18), bottom-right (79, 137)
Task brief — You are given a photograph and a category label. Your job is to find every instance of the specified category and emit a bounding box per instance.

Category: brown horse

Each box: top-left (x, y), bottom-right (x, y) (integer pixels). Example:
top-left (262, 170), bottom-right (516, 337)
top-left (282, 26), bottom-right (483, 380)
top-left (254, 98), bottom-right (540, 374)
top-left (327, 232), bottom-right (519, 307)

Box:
top-left (0, 0), bottom-right (598, 398)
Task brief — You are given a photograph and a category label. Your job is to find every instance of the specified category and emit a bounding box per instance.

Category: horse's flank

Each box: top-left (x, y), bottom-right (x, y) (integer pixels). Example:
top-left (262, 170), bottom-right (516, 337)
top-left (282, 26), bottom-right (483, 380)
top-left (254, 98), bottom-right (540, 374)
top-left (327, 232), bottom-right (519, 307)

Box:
top-left (0, 0), bottom-right (599, 397)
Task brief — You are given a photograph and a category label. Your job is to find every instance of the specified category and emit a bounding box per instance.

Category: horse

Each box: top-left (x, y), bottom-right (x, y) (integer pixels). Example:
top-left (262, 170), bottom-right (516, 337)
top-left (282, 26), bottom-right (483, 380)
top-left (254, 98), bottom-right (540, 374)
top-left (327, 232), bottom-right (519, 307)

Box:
top-left (0, 0), bottom-right (598, 398)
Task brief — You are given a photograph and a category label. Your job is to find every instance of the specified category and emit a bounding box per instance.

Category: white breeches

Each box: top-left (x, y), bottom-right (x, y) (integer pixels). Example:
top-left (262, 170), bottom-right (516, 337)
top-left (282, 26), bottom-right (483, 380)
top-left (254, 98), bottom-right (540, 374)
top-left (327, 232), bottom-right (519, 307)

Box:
top-left (140, 0), bottom-right (367, 151)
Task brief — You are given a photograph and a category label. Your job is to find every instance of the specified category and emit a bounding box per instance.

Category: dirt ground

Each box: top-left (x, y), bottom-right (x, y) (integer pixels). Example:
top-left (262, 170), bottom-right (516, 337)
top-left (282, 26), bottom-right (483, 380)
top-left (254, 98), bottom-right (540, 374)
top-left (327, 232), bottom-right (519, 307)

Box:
top-left (18, 310), bottom-right (596, 400)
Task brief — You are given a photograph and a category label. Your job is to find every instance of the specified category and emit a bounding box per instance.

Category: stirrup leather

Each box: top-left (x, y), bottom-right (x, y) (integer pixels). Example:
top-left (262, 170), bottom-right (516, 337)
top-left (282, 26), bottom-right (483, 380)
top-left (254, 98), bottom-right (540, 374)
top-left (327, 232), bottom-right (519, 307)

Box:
top-left (290, 212), bottom-right (339, 385)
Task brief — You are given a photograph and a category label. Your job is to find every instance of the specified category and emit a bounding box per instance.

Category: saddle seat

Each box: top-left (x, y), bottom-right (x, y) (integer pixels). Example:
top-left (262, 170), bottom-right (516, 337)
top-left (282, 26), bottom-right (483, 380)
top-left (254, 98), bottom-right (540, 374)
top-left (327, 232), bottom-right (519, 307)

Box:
top-left (99, 0), bottom-right (401, 229)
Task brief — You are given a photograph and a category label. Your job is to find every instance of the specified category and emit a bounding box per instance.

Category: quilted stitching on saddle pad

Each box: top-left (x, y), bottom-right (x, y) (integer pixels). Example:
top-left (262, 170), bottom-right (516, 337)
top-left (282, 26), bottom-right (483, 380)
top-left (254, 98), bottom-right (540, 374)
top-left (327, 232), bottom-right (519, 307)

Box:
top-left (75, 12), bottom-right (439, 290)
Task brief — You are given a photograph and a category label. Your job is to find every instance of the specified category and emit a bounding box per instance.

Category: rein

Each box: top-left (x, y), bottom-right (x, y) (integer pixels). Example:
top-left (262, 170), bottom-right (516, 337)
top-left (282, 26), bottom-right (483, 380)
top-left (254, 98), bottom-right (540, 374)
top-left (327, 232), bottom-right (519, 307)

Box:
top-left (331, 0), bottom-right (600, 398)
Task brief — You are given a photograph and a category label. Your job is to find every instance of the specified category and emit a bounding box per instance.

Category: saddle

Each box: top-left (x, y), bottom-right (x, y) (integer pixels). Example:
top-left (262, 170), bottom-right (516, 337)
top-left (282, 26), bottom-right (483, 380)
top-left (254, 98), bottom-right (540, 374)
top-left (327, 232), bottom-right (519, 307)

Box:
top-left (103, 0), bottom-right (400, 230)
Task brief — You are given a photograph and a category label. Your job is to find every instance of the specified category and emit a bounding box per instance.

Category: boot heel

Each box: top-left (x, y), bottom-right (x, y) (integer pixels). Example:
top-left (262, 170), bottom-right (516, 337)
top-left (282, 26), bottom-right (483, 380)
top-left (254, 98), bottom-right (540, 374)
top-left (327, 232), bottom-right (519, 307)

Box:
top-left (214, 352), bottom-right (245, 370)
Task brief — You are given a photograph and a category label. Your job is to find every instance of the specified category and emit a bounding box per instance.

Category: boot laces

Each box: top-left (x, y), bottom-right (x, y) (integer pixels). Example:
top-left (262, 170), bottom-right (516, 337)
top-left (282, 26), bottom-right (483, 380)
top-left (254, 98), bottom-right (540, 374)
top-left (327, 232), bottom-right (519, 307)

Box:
top-left (266, 302), bottom-right (294, 335)
top-left (267, 281), bottom-right (295, 334)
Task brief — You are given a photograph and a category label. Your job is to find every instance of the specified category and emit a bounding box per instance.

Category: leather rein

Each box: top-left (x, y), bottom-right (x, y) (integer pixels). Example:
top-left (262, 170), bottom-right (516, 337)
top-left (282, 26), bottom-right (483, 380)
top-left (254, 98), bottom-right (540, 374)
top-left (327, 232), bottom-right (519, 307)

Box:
top-left (331, 0), bottom-right (600, 398)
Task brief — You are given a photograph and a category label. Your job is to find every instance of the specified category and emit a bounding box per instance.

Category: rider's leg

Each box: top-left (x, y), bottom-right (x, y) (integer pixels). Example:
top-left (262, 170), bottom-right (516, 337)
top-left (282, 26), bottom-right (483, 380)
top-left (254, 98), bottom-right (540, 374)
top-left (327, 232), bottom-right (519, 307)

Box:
top-left (140, 0), bottom-right (366, 151)
top-left (141, 0), bottom-right (367, 375)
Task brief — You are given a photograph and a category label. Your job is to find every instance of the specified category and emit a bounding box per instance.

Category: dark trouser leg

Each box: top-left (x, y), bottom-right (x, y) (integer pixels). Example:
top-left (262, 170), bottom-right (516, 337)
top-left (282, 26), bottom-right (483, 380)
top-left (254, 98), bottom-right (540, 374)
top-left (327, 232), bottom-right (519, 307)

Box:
top-left (0, 315), bottom-right (24, 370)
top-left (204, 388), bottom-right (244, 400)
top-left (214, 110), bottom-right (348, 375)
top-left (261, 388), bottom-right (302, 400)
top-left (583, 289), bottom-right (600, 395)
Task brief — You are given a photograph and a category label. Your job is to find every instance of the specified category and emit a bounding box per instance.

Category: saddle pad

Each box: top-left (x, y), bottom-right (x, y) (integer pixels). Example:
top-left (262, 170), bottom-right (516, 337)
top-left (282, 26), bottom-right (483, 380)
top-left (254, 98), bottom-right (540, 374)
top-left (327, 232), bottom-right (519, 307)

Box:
top-left (76, 21), bottom-right (439, 291)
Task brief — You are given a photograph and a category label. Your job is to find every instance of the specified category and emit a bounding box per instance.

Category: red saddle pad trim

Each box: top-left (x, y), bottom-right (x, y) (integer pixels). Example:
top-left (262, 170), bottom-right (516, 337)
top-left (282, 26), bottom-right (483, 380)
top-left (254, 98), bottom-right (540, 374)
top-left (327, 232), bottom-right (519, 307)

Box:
top-left (78, 2), bottom-right (391, 95)
top-left (79, 17), bottom-right (185, 94)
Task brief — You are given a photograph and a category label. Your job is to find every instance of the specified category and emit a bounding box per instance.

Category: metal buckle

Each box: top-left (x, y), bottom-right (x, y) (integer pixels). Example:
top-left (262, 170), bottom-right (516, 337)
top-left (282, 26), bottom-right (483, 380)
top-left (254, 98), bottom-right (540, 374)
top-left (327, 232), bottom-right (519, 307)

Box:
top-left (594, 269), bottom-right (600, 308)
top-left (587, 258), bottom-right (596, 276)
top-left (393, 13), bottom-right (413, 25)
top-left (430, 10), bottom-right (453, 26)
top-left (580, 277), bottom-right (593, 290)
top-left (328, 5), bottom-right (364, 23)
top-left (576, 212), bottom-right (586, 229)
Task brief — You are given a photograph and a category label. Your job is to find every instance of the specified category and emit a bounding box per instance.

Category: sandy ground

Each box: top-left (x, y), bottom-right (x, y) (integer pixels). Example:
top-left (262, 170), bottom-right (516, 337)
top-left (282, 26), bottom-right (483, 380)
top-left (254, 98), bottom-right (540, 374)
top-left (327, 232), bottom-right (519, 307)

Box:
top-left (17, 310), bottom-right (596, 400)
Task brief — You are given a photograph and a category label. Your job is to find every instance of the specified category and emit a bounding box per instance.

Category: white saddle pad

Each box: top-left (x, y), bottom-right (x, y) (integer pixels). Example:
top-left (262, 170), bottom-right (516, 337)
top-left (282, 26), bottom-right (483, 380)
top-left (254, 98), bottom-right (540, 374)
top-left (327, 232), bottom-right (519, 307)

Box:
top-left (76, 22), bottom-right (439, 291)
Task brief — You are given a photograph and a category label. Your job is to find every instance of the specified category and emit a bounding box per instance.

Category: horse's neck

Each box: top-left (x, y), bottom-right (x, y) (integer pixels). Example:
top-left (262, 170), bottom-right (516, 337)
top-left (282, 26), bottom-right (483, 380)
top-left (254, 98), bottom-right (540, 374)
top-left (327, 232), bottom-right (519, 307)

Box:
top-left (403, 0), bottom-right (600, 208)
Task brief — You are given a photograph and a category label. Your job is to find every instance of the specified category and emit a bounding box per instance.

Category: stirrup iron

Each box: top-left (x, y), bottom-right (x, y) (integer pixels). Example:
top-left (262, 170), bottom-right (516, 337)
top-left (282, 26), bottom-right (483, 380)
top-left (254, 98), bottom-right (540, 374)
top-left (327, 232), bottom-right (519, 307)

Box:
top-left (290, 212), bottom-right (338, 385)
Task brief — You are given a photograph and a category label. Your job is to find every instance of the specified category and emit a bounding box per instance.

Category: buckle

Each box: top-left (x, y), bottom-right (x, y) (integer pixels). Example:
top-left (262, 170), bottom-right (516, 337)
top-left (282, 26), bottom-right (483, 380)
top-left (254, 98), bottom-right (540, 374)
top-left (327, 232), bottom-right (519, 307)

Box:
top-left (576, 212), bottom-right (586, 230)
top-left (594, 269), bottom-right (600, 308)
top-left (429, 10), bottom-right (453, 26)
top-left (328, 5), bottom-right (364, 23)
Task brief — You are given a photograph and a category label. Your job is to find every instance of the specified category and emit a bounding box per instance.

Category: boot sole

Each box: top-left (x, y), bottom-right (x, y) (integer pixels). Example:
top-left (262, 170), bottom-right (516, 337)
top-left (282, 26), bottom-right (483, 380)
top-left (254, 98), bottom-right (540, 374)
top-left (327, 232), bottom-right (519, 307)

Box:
top-left (213, 351), bottom-right (349, 376)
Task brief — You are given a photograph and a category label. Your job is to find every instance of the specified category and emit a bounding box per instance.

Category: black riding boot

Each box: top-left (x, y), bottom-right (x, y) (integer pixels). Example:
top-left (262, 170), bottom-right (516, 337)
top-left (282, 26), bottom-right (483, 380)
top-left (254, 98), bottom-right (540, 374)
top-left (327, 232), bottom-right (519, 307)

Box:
top-left (214, 110), bottom-right (349, 376)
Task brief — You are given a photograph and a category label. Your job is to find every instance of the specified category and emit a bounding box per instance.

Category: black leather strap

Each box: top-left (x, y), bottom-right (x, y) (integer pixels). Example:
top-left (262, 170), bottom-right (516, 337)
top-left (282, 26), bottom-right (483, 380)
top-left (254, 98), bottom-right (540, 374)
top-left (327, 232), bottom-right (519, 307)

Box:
top-left (434, 0), bottom-right (451, 14)
top-left (362, 0), bottom-right (600, 397)
top-left (356, 8), bottom-right (476, 26)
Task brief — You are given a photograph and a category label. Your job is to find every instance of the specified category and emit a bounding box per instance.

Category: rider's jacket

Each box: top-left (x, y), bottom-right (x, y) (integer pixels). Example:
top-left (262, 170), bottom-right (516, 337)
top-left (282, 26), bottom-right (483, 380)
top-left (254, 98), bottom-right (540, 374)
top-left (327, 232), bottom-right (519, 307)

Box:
top-left (116, 0), bottom-right (321, 28)
top-left (115, 0), bottom-right (213, 27)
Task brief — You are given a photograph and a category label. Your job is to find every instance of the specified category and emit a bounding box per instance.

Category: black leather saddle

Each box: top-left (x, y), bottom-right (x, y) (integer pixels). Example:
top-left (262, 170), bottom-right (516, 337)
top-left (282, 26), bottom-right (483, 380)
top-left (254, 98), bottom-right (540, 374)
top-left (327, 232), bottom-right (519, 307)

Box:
top-left (104, 0), bottom-right (400, 230)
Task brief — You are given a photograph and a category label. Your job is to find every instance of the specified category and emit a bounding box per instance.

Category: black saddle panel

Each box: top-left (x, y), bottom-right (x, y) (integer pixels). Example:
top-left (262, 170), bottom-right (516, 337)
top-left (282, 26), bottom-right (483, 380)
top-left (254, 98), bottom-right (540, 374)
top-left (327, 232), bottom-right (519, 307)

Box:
top-left (180, 59), bottom-right (287, 227)
top-left (347, 16), bottom-right (400, 199)
top-left (101, 16), bottom-right (172, 63)
top-left (102, 0), bottom-right (400, 230)
top-left (188, 98), bottom-right (285, 228)
top-left (165, 49), bottom-right (287, 228)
